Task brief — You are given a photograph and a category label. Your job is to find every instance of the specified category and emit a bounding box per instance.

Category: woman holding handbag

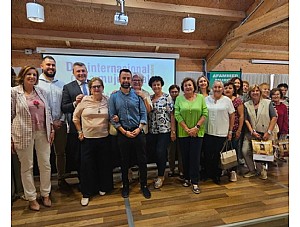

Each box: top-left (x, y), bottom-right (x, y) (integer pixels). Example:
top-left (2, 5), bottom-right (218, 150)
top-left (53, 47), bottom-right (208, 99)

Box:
top-left (242, 85), bottom-right (277, 180)
top-left (201, 80), bottom-right (235, 185)
top-left (270, 88), bottom-right (289, 140)
top-left (223, 81), bottom-right (244, 182)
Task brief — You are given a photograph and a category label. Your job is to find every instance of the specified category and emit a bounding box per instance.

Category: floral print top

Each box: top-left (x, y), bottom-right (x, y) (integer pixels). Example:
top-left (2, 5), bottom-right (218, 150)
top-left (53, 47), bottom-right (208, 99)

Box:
top-left (149, 93), bottom-right (173, 134)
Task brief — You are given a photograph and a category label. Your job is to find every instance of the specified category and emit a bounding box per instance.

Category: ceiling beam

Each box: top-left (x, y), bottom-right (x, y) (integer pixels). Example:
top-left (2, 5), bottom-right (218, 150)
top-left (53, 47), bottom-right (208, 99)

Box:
top-left (12, 28), bottom-right (219, 50)
top-left (206, 2), bottom-right (288, 71)
top-left (44, 0), bottom-right (245, 21)
top-left (237, 43), bottom-right (288, 54)
top-left (227, 3), bottom-right (288, 41)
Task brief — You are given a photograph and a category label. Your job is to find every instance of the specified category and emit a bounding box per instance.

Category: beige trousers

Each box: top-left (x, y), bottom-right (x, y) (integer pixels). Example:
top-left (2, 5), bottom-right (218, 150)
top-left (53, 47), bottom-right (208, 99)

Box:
top-left (16, 131), bottom-right (51, 201)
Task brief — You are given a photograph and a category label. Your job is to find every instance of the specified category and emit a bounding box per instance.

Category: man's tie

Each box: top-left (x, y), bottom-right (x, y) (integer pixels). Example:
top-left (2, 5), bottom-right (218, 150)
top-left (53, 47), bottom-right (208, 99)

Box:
top-left (81, 82), bottom-right (88, 96)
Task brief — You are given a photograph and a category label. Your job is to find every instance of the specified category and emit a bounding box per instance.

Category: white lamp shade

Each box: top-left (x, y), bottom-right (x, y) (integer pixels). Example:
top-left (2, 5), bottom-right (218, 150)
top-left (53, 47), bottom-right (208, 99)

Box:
top-left (26, 2), bottom-right (45, 23)
top-left (182, 17), bottom-right (195, 33)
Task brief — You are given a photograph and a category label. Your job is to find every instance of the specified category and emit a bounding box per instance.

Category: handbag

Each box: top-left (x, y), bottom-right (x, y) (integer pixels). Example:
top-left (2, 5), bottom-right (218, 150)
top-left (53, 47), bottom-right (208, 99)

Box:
top-left (219, 140), bottom-right (238, 170)
top-left (109, 123), bottom-right (118, 136)
top-left (251, 140), bottom-right (274, 162)
top-left (278, 139), bottom-right (289, 157)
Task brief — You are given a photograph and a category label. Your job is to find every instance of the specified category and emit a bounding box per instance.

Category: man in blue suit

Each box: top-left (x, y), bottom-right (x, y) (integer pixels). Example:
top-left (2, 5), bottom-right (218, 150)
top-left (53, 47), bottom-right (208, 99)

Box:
top-left (61, 62), bottom-right (89, 187)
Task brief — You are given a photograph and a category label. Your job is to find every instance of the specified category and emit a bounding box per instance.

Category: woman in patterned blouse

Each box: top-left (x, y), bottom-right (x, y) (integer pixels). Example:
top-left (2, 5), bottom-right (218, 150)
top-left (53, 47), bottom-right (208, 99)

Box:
top-left (148, 76), bottom-right (176, 189)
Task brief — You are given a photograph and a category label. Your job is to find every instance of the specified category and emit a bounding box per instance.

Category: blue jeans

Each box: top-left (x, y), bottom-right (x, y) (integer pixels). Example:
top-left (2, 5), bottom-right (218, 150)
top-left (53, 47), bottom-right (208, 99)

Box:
top-left (179, 137), bottom-right (203, 185)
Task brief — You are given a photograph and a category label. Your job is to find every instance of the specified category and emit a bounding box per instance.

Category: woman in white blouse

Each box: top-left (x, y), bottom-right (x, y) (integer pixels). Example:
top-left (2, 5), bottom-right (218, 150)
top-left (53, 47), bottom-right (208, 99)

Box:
top-left (201, 80), bottom-right (235, 184)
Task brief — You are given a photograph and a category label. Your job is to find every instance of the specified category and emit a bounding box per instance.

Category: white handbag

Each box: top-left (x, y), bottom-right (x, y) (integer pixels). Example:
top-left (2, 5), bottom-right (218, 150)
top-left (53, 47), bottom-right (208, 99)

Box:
top-left (219, 140), bottom-right (238, 170)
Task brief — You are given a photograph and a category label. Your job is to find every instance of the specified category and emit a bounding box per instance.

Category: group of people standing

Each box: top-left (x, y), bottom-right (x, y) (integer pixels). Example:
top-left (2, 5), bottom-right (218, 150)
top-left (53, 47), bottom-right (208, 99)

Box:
top-left (11, 57), bottom-right (289, 210)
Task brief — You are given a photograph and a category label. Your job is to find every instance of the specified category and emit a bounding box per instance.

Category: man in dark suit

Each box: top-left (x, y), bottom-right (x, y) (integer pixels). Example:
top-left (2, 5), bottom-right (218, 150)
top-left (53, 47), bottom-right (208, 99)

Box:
top-left (61, 62), bottom-right (89, 185)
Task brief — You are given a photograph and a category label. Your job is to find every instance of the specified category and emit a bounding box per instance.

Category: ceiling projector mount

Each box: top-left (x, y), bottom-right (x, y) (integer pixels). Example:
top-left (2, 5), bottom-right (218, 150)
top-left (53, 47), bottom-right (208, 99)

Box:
top-left (114, 0), bottom-right (128, 26)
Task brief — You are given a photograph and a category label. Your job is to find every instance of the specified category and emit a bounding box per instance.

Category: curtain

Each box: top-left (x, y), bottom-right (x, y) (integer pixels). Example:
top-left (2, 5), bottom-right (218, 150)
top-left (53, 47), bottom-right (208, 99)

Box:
top-left (241, 73), bottom-right (271, 87)
top-left (273, 74), bottom-right (289, 87)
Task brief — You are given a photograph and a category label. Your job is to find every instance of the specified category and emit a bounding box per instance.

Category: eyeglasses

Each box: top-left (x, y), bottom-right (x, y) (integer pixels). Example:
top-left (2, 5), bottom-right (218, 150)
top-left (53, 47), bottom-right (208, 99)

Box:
top-left (91, 85), bottom-right (102, 89)
top-left (132, 79), bottom-right (142, 82)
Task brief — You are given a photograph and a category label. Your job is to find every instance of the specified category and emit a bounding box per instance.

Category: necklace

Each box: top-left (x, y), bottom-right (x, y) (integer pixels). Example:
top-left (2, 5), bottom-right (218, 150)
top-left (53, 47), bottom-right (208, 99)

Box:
top-left (93, 95), bottom-right (102, 114)
top-left (97, 99), bottom-right (102, 113)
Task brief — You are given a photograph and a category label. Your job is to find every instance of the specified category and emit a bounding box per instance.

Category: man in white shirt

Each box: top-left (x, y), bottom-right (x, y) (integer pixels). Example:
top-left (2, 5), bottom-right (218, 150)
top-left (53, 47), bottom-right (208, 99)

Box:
top-left (38, 56), bottom-right (69, 190)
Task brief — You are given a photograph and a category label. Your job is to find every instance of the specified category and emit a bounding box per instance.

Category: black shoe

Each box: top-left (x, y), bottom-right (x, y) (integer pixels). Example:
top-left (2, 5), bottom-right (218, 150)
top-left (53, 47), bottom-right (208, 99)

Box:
top-left (121, 185), bottom-right (129, 198)
top-left (141, 185), bottom-right (151, 199)
top-left (168, 171), bottom-right (175, 177)
top-left (179, 173), bottom-right (184, 180)
top-left (58, 179), bottom-right (71, 190)
top-left (213, 177), bottom-right (221, 185)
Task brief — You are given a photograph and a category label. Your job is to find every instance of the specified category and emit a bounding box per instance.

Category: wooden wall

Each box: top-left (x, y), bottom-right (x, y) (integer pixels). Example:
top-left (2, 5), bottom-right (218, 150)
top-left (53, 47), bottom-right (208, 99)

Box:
top-left (12, 52), bottom-right (289, 75)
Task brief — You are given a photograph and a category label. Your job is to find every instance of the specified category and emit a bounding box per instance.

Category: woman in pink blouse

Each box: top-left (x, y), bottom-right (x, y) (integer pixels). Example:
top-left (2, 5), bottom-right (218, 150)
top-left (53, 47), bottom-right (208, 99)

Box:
top-left (73, 77), bottom-right (113, 206)
top-left (270, 88), bottom-right (289, 139)
top-left (11, 66), bottom-right (54, 211)
top-left (223, 81), bottom-right (244, 182)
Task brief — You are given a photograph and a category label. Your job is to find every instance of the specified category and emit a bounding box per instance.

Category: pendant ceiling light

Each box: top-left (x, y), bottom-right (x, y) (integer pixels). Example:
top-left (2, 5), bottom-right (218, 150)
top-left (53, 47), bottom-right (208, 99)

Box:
top-left (26, 1), bottom-right (45, 23)
top-left (182, 15), bottom-right (195, 33)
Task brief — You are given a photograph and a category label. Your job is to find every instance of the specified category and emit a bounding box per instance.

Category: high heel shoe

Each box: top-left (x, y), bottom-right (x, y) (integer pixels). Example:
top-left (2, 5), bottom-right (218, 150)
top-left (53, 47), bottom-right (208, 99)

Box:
top-left (29, 200), bottom-right (40, 211)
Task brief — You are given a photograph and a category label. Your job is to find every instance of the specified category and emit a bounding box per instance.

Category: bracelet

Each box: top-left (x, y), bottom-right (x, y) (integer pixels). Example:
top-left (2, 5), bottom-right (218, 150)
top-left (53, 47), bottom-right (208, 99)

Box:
top-left (267, 130), bottom-right (272, 135)
top-left (251, 129), bottom-right (256, 135)
top-left (228, 130), bottom-right (232, 134)
top-left (171, 130), bottom-right (176, 134)
top-left (124, 131), bottom-right (128, 136)
top-left (77, 130), bottom-right (83, 134)
top-left (51, 130), bottom-right (55, 133)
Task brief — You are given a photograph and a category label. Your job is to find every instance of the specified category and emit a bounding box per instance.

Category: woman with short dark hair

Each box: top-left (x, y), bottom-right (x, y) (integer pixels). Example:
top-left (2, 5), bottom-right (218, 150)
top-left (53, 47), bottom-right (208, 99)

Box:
top-left (175, 77), bottom-right (208, 194)
top-left (148, 76), bottom-right (175, 189)
top-left (270, 88), bottom-right (288, 140)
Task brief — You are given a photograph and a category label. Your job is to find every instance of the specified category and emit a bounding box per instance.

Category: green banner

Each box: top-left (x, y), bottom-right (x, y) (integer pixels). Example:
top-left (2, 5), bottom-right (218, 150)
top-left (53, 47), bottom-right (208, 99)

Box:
top-left (208, 71), bottom-right (241, 86)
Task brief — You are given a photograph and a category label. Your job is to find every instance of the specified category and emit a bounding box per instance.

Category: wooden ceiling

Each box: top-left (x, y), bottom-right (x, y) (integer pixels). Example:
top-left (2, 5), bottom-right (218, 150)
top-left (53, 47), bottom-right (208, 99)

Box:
top-left (12, 0), bottom-right (289, 71)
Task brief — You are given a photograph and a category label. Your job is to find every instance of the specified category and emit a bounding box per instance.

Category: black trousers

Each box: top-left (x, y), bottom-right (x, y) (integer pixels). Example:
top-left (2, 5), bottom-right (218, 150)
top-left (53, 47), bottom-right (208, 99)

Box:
top-left (178, 137), bottom-right (203, 185)
top-left (66, 133), bottom-right (81, 181)
top-left (117, 132), bottom-right (147, 187)
top-left (80, 136), bottom-right (113, 197)
top-left (202, 134), bottom-right (226, 180)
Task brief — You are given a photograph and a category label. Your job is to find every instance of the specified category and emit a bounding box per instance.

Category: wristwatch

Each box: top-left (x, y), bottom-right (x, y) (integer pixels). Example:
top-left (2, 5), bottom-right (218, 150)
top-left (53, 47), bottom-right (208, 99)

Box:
top-left (195, 124), bottom-right (200, 129)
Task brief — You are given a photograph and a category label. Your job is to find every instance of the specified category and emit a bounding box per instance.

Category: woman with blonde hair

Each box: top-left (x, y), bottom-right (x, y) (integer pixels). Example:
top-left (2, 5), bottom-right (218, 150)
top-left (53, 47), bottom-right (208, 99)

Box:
top-left (242, 84), bottom-right (277, 180)
top-left (11, 66), bottom-right (54, 211)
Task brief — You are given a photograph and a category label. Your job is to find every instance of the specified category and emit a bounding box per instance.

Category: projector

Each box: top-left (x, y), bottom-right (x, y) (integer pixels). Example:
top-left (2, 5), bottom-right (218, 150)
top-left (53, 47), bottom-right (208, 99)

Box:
top-left (114, 13), bottom-right (128, 26)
